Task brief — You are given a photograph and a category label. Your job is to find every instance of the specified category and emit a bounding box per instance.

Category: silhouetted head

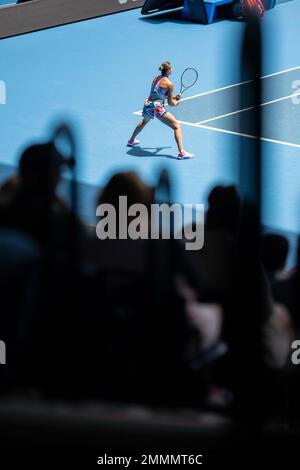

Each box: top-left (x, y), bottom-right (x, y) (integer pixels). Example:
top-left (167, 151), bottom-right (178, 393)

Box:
top-left (97, 172), bottom-right (153, 234)
top-left (19, 142), bottom-right (64, 194)
top-left (98, 171), bottom-right (152, 208)
top-left (206, 185), bottom-right (241, 234)
top-left (261, 233), bottom-right (289, 273)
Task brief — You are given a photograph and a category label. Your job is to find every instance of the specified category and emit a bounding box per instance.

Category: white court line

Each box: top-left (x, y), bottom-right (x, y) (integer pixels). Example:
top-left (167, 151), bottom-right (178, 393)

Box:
top-left (197, 105), bottom-right (256, 125)
top-left (172, 64), bottom-right (300, 103)
top-left (177, 120), bottom-right (300, 149)
top-left (133, 114), bottom-right (300, 148)
top-left (197, 91), bottom-right (300, 125)
top-left (261, 64), bottom-right (300, 80)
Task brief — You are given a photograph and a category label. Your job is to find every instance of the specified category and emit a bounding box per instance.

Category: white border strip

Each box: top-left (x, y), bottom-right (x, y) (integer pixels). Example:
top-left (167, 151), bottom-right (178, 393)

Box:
top-left (173, 64), bottom-right (300, 103)
top-left (197, 91), bottom-right (300, 125)
top-left (177, 121), bottom-right (300, 149)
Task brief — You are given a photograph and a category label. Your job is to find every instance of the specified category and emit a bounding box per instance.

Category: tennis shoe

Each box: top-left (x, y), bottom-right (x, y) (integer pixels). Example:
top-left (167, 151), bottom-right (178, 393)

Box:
top-left (177, 150), bottom-right (194, 160)
top-left (127, 139), bottom-right (140, 147)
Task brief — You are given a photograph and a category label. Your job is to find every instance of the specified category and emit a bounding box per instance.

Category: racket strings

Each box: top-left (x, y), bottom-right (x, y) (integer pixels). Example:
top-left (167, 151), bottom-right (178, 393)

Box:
top-left (181, 68), bottom-right (198, 89)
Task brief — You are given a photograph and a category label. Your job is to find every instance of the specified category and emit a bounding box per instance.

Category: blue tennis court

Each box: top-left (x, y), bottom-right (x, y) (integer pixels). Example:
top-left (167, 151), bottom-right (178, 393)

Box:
top-left (0, 0), bottom-right (300, 239)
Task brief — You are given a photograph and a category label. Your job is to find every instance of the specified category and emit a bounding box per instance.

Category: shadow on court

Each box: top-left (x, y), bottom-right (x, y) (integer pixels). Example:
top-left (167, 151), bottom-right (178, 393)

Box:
top-left (126, 146), bottom-right (177, 159)
top-left (138, 7), bottom-right (237, 25)
top-left (138, 10), bottom-right (186, 25)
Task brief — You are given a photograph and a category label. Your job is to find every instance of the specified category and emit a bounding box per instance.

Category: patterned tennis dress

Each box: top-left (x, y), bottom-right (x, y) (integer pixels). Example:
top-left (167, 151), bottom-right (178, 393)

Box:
top-left (142, 76), bottom-right (169, 120)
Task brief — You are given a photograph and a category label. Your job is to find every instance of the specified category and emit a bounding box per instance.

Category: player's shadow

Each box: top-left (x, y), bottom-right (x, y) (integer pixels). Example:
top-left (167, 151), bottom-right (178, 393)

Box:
top-left (127, 146), bottom-right (177, 159)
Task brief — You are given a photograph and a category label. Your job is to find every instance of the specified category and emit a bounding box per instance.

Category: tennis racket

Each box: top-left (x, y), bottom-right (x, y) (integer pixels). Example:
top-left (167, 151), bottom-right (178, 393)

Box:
top-left (179, 67), bottom-right (198, 95)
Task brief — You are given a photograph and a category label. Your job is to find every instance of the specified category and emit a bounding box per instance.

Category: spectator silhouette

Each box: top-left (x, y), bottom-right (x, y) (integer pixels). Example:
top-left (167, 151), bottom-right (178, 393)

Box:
top-left (206, 185), bottom-right (241, 236)
top-left (90, 171), bottom-right (211, 405)
top-left (261, 234), bottom-right (289, 279)
top-left (183, 184), bottom-right (241, 304)
top-left (261, 233), bottom-right (299, 332)
top-left (0, 142), bottom-right (88, 259)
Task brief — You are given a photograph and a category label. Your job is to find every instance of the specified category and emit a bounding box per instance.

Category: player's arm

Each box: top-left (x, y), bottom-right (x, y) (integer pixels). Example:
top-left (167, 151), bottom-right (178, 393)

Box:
top-left (167, 82), bottom-right (180, 107)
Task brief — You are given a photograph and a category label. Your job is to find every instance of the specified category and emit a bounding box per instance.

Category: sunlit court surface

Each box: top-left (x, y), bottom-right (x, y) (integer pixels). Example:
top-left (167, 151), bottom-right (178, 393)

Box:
top-left (0, 1), bottom-right (299, 236)
top-left (2, 0), bottom-right (300, 461)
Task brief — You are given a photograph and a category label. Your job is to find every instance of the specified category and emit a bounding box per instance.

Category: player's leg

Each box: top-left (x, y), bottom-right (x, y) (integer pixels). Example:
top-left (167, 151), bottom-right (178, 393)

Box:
top-left (160, 113), bottom-right (183, 152)
top-left (160, 113), bottom-right (194, 159)
top-left (128, 117), bottom-right (150, 146)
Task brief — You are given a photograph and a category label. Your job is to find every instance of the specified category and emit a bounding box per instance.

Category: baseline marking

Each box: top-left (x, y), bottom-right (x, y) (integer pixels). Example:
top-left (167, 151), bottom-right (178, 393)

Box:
top-left (197, 91), bottom-right (300, 125)
top-left (177, 120), bottom-right (300, 149)
top-left (172, 64), bottom-right (300, 104)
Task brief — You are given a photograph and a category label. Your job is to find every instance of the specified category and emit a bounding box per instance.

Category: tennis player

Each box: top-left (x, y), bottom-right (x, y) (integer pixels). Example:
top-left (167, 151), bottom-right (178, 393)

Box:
top-left (127, 61), bottom-right (194, 160)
